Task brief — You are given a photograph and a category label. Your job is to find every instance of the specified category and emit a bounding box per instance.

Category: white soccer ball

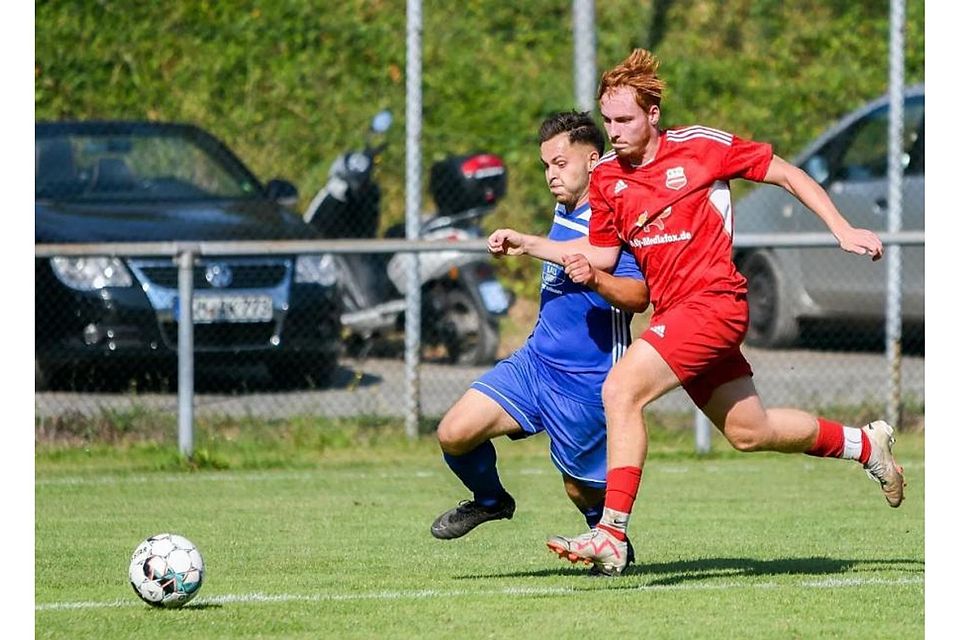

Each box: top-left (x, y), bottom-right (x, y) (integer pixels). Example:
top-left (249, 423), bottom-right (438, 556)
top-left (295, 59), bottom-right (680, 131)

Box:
top-left (128, 533), bottom-right (205, 608)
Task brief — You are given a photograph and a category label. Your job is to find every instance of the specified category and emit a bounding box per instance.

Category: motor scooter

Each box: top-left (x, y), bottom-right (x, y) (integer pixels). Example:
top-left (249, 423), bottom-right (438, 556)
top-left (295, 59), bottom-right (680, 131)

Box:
top-left (303, 110), bottom-right (513, 365)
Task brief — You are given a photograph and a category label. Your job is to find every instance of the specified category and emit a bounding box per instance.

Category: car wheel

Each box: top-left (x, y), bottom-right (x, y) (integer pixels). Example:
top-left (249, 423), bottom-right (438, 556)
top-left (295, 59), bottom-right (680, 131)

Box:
top-left (740, 251), bottom-right (799, 348)
top-left (437, 288), bottom-right (500, 366)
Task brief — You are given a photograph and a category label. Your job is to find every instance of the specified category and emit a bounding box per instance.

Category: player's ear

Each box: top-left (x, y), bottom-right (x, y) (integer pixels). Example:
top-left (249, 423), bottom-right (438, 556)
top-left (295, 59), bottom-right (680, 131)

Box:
top-left (647, 104), bottom-right (660, 127)
top-left (588, 150), bottom-right (600, 171)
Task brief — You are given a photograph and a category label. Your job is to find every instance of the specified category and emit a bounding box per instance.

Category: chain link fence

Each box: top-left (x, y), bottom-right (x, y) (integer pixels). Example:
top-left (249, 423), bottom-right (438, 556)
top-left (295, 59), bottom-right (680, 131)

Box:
top-left (35, 2), bottom-right (923, 443)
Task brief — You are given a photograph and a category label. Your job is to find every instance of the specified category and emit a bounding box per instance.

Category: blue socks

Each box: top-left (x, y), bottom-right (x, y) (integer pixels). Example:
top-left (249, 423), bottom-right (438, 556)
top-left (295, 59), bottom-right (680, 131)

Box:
top-left (580, 501), bottom-right (604, 529)
top-left (443, 440), bottom-right (507, 507)
top-left (443, 441), bottom-right (603, 525)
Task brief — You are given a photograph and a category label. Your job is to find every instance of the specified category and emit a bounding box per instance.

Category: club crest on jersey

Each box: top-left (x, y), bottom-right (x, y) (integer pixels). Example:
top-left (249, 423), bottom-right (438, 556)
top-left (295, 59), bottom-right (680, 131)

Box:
top-left (665, 166), bottom-right (687, 190)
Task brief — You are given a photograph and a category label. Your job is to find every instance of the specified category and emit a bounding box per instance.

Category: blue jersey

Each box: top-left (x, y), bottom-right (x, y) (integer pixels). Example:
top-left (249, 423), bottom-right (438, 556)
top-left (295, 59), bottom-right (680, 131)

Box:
top-left (529, 201), bottom-right (643, 378)
top-left (469, 202), bottom-right (643, 480)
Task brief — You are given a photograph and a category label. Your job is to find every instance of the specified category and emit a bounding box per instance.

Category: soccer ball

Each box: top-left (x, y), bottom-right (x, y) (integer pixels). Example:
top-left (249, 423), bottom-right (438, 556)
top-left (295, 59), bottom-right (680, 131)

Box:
top-left (128, 533), bottom-right (205, 608)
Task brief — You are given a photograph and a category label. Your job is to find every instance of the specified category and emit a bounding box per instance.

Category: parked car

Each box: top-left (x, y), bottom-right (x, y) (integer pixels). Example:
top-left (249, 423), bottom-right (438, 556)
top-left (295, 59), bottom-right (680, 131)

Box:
top-left (733, 84), bottom-right (924, 348)
top-left (35, 120), bottom-right (342, 389)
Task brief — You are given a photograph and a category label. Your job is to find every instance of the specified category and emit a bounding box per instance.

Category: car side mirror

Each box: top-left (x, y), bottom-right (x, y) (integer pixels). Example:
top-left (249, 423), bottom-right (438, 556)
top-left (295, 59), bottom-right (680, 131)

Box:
top-left (803, 155), bottom-right (830, 185)
top-left (265, 178), bottom-right (299, 207)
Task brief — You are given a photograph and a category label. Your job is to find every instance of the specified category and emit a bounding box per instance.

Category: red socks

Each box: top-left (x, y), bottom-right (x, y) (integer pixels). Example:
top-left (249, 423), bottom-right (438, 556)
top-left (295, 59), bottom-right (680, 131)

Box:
top-left (604, 466), bottom-right (643, 512)
top-left (596, 466), bottom-right (643, 541)
top-left (806, 418), bottom-right (872, 464)
top-left (807, 418), bottom-right (845, 457)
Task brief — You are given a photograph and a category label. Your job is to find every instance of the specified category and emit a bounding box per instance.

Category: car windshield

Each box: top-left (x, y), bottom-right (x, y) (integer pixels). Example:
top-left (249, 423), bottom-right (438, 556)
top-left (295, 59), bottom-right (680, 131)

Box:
top-left (35, 127), bottom-right (262, 202)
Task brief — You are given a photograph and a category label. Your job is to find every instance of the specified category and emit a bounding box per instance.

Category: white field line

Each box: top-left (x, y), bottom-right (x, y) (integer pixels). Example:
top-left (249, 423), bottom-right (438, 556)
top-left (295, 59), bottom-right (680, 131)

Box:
top-left (35, 469), bottom-right (439, 486)
top-left (34, 460), bottom-right (925, 488)
top-left (36, 576), bottom-right (923, 612)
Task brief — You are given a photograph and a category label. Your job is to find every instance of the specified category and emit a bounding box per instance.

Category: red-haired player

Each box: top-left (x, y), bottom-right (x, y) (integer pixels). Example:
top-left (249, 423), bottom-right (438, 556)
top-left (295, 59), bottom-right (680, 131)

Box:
top-left (488, 49), bottom-right (903, 576)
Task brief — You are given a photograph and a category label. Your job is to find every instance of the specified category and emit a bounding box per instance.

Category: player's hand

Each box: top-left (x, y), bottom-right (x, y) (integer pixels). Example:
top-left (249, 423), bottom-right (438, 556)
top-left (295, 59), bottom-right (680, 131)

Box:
top-left (837, 227), bottom-right (884, 261)
top-left (487, 228), bottom-right (527, 257)
top-left (562, 253), bottom-right (597, 287)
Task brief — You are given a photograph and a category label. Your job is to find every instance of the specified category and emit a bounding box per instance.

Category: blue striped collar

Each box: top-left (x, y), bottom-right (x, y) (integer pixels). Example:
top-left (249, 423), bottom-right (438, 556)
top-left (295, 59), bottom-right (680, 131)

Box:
top-left (555, 201), bottom-right (591, 219)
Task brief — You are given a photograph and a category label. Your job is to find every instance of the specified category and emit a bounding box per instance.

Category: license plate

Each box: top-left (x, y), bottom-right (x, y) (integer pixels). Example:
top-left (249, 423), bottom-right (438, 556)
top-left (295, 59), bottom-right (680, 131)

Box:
top-left (477, 280), bottom-right (510, 315)
top-left (176, 295), bottom-right (273, 323)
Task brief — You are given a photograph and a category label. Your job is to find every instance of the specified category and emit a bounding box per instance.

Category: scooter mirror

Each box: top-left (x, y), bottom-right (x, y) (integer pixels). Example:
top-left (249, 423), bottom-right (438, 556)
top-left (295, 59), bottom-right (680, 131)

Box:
top-left (371, 110), bottom-right (393, 134)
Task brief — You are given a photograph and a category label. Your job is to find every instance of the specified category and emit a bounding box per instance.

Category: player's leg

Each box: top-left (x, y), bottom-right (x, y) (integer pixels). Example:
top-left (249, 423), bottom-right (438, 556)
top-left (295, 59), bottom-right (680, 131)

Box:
top-left (532, 373), bottom-right (610, 528)
top-left (701, 374), bottom-right (904, 507)
top-left (561, 475), bottom-right (605, 527)
top-left (598, 338), bottom-right (679, 523)
top-left (560, 475), bottom-right (636, 573)
top-left (431, 389), bottom-right (523, 539)
top-left (700, 374), bottom-right (817, 453)
top-left (436, 388), bottom-right (522, 456)
top-left (432, 349), bottom-right (544, 539)
top-left (531, 368), bottom-right (641, 572)
top-left (602, 339), bottom-right (680, 469)
top-left (547, 339), bottom-right (680, 575)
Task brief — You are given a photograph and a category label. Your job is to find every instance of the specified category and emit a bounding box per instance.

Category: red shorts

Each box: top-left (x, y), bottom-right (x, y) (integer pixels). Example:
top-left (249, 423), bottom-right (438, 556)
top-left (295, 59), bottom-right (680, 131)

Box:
top-left (641, 292), bottom-right (753, 408)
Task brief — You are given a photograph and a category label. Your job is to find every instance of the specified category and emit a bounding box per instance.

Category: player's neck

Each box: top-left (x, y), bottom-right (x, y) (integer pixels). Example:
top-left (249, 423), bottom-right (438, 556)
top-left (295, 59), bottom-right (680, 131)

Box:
top-left (559, 194), bottom-right (589, 215)
top-left (632, 131), bottom-right (661, 167)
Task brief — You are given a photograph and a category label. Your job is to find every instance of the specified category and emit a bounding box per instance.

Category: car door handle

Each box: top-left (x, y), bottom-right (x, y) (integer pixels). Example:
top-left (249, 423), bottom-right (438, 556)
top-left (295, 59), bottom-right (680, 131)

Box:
top-left (873, 198), bottom-right (888, 215)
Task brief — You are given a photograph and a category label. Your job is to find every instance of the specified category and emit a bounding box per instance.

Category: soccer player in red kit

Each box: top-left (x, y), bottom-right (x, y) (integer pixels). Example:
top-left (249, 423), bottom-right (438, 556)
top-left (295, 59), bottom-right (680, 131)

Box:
top-left (487, 48), bottom-right (904, 576)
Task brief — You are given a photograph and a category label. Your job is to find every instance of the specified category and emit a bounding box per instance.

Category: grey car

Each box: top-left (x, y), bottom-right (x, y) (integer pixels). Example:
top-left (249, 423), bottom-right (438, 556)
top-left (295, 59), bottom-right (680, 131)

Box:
top-left (733, 84), bottom-right (924, 348)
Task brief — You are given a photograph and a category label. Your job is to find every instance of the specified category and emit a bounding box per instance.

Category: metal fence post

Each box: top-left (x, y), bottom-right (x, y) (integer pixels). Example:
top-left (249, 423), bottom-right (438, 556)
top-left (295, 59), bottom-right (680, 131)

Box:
top-left (886, 0), bottom-right (906, 428)
top-left (404, 0), bottom-right (423, 440)
top-left (695, 410), bottom-right (711, 454)
top-left (177, 248), bottom-right (195, 457)
top-left (572, 0), bottom-right (596, 114)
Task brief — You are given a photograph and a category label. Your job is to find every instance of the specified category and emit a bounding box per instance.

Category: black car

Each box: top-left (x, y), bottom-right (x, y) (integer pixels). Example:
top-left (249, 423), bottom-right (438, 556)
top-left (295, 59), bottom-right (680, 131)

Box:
top-left (35, 120), bottom-right (342, 389)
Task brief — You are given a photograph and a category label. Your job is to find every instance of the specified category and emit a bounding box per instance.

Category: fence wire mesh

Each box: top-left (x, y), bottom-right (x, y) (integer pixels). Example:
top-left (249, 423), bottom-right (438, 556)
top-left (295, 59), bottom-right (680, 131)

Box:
top-left (35, 3), bottom-right (923, 437)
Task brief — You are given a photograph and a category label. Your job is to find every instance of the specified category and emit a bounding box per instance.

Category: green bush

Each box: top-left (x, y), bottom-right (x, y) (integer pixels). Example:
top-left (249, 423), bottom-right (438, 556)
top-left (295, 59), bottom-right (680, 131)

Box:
top-left (36, 0), bottom-right (924, 298)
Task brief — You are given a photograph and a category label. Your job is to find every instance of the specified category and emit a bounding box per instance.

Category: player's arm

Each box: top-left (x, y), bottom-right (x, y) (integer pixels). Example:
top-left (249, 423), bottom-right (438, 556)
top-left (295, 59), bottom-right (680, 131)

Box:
top-left (561, 253), bottom-right (650, 313)
top-left (487, 229), bottom-right (620, 271)
top-left (761, 154), bottom-right (884, 261)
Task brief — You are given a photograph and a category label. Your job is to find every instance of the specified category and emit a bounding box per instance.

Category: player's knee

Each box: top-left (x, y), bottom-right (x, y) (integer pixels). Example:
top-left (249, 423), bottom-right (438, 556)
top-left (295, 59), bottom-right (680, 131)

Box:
top-left (436, 418), bottom-right (468, 455)
top-left (601, 374), bottom-right (646, 414)
top-left (723, 423), bottom-right (765, 452)
top-left (436, 411), bottom-right (480, 455)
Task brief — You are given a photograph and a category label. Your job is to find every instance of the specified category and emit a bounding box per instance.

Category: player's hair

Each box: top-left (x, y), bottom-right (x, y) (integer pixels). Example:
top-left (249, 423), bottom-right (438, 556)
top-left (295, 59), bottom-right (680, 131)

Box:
top-left (597, 48), bottom-right (666, 111)
top-left (538, 110), bottom-right (605, 154)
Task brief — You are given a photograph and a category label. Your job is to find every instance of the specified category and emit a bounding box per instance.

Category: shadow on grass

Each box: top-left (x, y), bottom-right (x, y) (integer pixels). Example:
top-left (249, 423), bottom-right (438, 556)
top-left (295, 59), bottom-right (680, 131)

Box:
top-left (457, 556), bottom-right (924, 585)
top-left (181, 603), bottom-right (224, 611)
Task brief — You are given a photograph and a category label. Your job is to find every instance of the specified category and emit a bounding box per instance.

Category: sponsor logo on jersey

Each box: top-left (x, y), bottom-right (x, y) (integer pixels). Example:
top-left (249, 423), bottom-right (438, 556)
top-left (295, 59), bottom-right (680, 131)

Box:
top-left (542, 262), bottom-right (565, 286)
top-left (629, 229), bottom-right (692, 248)
top-left (631, 207), bottom-right (687, 246)
top-left (665, 166), bottom-right (687, 190)
top-left (640, 206), bottom-right (672, 233)
top-left (649, 324), bottom-right (666, 338)
top-left (614, 179), bottom-right (629, 194)
top-left (541, 261), bottom-right (566, 294)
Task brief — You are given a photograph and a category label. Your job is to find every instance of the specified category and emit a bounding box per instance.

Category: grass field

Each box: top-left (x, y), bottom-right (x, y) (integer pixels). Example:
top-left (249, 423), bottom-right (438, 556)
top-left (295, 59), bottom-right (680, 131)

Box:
top-left (35, 422), bottom-right (924, 639)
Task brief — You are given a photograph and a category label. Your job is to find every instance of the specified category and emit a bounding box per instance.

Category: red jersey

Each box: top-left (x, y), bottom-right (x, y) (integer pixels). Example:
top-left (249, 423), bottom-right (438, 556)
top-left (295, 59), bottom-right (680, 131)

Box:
top-left (589, 125), bottom-right (773, 314)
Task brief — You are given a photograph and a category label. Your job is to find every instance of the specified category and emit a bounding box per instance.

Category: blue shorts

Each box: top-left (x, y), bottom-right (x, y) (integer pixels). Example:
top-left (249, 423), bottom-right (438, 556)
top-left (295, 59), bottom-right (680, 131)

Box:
top-left (470, 344), bottom-right (608, 488)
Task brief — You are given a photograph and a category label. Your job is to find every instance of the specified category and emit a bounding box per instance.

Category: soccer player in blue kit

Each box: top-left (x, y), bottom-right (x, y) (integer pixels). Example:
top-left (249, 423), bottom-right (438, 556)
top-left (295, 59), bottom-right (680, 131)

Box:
top-left (430, 111), bottom-right (649, 566)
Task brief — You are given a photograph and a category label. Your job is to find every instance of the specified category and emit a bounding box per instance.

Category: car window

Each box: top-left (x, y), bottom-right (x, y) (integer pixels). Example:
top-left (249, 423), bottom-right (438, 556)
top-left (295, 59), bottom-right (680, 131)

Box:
top-left (36, 130), bottom-right (262, 202)
top-left (834, 96), bottom-right (924, 181)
